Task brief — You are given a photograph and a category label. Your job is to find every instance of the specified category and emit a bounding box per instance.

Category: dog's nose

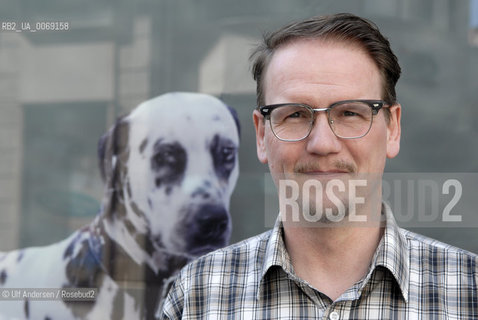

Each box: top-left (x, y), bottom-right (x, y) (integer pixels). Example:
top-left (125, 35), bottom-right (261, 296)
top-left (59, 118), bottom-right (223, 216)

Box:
top-left (197, 205), bottom-right (229, 239)
top-left (185, 204), bottom-right (231, 256)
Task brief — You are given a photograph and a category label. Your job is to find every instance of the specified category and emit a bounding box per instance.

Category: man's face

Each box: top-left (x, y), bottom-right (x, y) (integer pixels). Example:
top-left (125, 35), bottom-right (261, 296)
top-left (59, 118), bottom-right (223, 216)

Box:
top-left (253, 39), bottom-right (401, 220)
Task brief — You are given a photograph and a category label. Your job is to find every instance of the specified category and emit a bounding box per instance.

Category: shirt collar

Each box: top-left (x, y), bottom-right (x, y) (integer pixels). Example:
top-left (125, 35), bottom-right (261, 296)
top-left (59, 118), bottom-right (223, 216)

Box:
top-left (258, 202), bottom-right (410, 302)
top-left (369, 202), bottom-right (410, 302)
top-left (257, 217), bottom-right (293, 299)
top-left (260, 217), bottom-right (293, 279)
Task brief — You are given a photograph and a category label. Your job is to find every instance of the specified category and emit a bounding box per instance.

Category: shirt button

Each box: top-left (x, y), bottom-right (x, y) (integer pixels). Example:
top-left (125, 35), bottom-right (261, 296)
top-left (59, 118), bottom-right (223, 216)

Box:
top-left (329, 311), bottom-right (340, 320)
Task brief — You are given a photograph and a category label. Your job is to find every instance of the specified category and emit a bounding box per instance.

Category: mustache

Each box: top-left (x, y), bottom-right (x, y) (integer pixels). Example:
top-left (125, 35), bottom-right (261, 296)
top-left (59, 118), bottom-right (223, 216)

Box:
top-left (293, 160), bottom-right (356, 174)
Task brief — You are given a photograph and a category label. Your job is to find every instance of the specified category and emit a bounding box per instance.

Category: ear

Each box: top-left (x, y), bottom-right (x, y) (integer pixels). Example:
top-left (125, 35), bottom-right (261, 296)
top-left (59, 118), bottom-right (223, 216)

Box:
top-left (386, 103), bottom-right (401, 159)
top-left (253, 110), bottom-right (268, 164)
top-left (97, 127), bottom-right (113, 182)
top-left (97, 117), bottom-right (130, 183)
top-left (225, 104), bottom-right (241, 141)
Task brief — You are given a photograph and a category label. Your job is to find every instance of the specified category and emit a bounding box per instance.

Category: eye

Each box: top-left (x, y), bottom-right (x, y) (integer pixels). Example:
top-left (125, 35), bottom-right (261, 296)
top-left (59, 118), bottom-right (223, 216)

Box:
top-left (163, 150), bottom-right (176, 163)
top-left (343, 110), bottom-right (359, 117)
top-left (151, 142), bottom-right (187, 188)
top-left (285, 110), bottom-right (311, 121)
top-left (151, 142), bottom-right (187, 177)
top-left (273, 105), bottom-right (310, 123)
top-left (287, 111), bottom-right (303, 118)
top-left (332, 103), bottom-right (370, 120)
top-left (210, 135), bottom-right (237, 181)
top-left (154, 148), bottom-right (177, 166)
top-left (221, 147), bottom-right (236, 163)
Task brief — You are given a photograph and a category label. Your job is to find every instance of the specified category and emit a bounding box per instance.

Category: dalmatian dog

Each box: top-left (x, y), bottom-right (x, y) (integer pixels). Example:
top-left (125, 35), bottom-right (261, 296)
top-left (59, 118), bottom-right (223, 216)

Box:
top-left (0, 92), bottom-right (240, 320)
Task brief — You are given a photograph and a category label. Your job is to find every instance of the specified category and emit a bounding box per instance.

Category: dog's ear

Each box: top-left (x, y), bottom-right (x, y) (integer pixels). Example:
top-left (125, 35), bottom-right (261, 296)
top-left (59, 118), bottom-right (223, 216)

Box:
top-left (97, 128), bottom-right (112, 182)
top-left (97, 117), bottom-right (130, 183)
top-left (225, 105), bottom-right (241, 140)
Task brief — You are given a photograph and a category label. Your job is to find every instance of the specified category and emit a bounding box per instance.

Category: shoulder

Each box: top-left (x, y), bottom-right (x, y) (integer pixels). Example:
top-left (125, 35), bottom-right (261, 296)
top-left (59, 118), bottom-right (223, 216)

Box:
top-left (398, 228), bottom-right (477, 317)
top-left (171, 229), bottom-right (274, 296)
top-left (402, 228), bottom-right (477, 256)
top-left (401, 228), bottom-right (477, 274)
top-left (159, 230), bottom-right (273, 318)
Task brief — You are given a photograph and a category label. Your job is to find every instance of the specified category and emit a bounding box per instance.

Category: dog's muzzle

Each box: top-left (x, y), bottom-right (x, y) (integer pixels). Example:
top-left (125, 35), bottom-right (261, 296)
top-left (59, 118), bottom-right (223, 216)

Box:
top-left (185, 204), bottom-right (231, 256)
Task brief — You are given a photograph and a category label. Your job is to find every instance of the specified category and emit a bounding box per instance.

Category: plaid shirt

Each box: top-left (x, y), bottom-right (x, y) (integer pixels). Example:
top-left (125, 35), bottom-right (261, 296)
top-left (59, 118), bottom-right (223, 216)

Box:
top-left (159, 203), bottom-right (478, 319)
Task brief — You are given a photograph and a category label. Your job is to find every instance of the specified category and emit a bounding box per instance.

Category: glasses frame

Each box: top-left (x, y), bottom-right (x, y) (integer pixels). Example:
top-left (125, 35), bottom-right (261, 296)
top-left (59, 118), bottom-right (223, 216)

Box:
top-left (258, 99), bottom-right (387, 142)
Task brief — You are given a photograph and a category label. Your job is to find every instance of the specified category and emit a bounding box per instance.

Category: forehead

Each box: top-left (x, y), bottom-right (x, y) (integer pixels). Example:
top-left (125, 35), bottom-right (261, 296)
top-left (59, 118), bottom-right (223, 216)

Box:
top-left (126, 93), bottom-right (238, 146)
top-left (264, 39), bottom-right (382, 104)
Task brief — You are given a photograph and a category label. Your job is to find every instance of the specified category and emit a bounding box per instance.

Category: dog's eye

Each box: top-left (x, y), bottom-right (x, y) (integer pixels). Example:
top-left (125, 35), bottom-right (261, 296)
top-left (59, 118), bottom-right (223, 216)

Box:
top-left (153, 145), bottom-right (183, 166)
top-left (154, 151), bottom-right (172, 165)
top-left (210, 135), bottom-right (237, 181)
top-left (161, 150), bottom-right (175, 164)
top-left (221, 147), bottom-right (236, 163)
top-left (151, 142), bottom-right (187, 187)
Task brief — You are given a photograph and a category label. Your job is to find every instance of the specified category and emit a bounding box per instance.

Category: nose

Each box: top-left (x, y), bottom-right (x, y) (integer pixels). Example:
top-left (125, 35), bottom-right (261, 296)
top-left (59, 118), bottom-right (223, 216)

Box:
top-left (196, 205), bottom-right (230, 240)
top-left (305, 112), bottom-right (342, 156)
top-left (185, 204), bottom-right (231, 255)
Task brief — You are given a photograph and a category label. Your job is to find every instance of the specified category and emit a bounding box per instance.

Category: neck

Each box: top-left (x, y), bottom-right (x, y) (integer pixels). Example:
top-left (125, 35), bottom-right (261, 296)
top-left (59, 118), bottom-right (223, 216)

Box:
top-left (94, 216), bottom-right (190, 276)
top-left (85, 216), bottom-right (188, 320)
top-left (283, 200), bottom-right (384, 301)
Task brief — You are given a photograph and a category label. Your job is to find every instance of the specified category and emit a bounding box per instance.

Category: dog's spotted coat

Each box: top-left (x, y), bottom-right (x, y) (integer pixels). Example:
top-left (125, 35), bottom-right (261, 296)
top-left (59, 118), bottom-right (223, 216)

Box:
top-left (0, 92), bottom-right (240, 320)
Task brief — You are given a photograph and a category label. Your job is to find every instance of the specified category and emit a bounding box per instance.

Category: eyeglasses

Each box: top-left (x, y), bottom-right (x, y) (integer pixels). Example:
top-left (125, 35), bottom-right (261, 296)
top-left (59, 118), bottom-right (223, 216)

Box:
top-left (259, 100), bottom-right (387, 142)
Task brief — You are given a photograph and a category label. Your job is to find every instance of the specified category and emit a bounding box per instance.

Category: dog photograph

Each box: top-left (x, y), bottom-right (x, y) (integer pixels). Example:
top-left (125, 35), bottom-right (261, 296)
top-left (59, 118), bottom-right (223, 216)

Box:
top-left (0, 92), bottom-right (240, 319)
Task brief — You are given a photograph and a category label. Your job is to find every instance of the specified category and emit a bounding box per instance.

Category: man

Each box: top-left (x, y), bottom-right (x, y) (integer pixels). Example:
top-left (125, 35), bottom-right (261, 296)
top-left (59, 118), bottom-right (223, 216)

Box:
top-left (160, 13), bottom-right (477, 319)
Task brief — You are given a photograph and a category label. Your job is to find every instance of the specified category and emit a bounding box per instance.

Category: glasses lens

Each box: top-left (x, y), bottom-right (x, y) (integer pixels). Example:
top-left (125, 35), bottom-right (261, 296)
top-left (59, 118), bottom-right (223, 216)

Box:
top-left (270, 105), bottom-right (313, 141)
top-left (329, 101), bottom-right (373, 138)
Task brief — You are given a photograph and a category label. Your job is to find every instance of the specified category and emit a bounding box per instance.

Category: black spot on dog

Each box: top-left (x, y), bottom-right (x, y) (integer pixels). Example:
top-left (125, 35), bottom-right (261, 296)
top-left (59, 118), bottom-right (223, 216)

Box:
top-left (111, 291), bottom-right (125, 320)
top-left (226, 104), bottom-right (241, 139)
top-left (63, 233), bottom-right (82, 260)
top-left (112, 121), bottom-right (130, 160)
top-left (111, 197), bottom-right (128, 220)
top-left (124, 219), bottom-right (136, 235)
top-left (130, 201), bottom-right (146, 218)
top-left (139, 138), bottom-right (148, 154)
top-left (17, 250), bottom-right (24, 262)
top-left (97, 118), bottom-right (130, 182)
top-left (64, 245), bottom-right (74, 260)
top-left (24, 300), bottom-right (29, 318)
top-left (65, 239), bottom-right (104, 289)
top-left (100, 121), bottom-right (135, 224)
top-left (165, 186), bottom-right (172, 196)
top-left (45, 316), bottom-right (52, 320)
top-left (151, 141), bottom-right (187, 188)
top-left (0, 269), bottom-right (7, 285)
top-left (152, 234), bottom-right (164, 248)
top-left (126, 181), bottom-right (132, 199)
top-left (63, 237), bottom-right (104, 319)
top-left (210, 134), bottom-right (237, 181)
